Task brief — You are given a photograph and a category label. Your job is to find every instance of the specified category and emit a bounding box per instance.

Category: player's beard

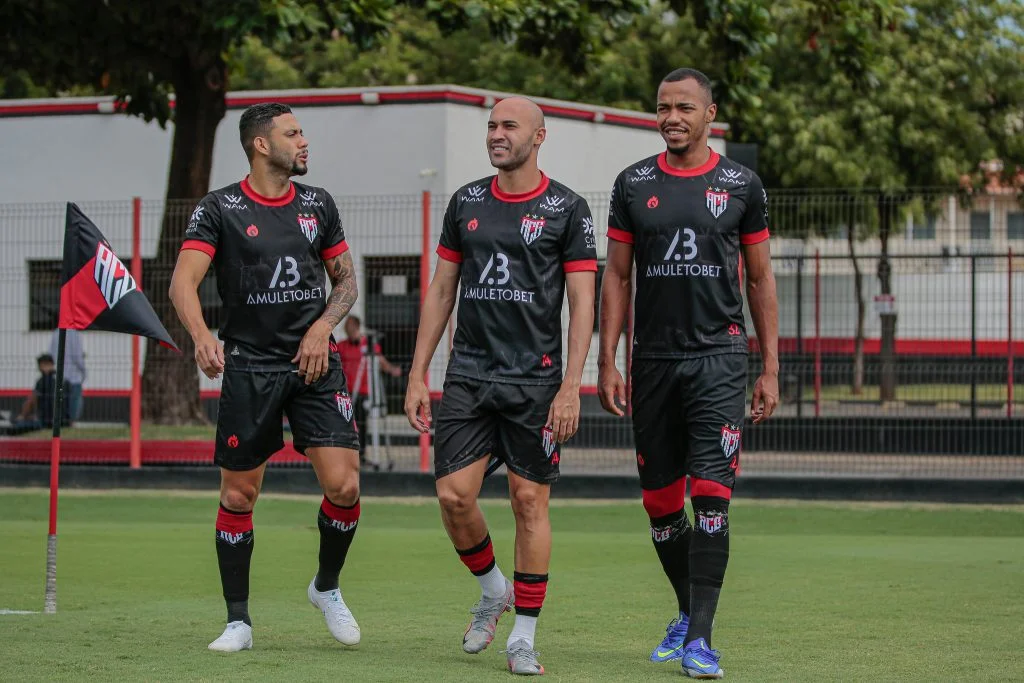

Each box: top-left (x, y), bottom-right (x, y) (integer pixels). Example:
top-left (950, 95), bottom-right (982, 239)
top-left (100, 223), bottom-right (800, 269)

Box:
top-left (489, 138), bottom-right (533, 172)
top-left (269, 144), bottom-right (308, 177)
top-left (664, 121), bottom-right (705, 156)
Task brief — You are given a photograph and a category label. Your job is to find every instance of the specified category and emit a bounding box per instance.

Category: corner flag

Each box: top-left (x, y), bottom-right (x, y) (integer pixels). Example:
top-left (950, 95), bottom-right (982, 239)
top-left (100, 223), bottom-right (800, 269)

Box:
top-left (44, 203), bottom-right (179, 614)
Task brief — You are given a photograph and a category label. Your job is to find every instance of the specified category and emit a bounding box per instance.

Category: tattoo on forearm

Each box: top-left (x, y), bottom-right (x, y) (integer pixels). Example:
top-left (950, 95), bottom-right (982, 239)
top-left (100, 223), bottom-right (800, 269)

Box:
top-left (321, 252), bottom-right (357, 328)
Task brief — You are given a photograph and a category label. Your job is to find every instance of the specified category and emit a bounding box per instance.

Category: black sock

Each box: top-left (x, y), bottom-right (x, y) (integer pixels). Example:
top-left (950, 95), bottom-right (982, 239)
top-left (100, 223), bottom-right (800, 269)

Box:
top-left (215, 504), bottom-right (254, 626)
top-left (650, 508), bottom-right (692, 615)
top-left (315, 497), bottom-right (360, 592)
top-left (686, 496), bottom-right (730, 646)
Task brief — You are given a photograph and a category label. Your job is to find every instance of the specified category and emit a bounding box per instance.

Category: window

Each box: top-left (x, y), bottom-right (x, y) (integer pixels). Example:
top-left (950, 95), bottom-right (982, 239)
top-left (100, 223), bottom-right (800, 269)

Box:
top-left (27, 258), bottom-right (222, 331)
top-left (970, 211), bottom-right (991, 240)
top-left (913, 214), bottom-right (937, 240)
top-left (1008, 212), bottom-right (1024, 240)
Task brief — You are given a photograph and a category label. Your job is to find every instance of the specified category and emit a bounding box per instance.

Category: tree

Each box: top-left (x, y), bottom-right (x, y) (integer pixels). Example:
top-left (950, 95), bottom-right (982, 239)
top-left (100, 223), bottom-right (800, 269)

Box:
top-left (747, 0), bottom-right (1024, 401)
top-left (0, 0), bottom-right (645, 423)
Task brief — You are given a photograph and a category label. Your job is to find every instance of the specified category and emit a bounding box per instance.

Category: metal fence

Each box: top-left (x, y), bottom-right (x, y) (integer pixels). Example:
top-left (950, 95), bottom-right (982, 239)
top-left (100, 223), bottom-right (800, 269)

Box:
top-left (1, 189), bottom-right (1022, 481)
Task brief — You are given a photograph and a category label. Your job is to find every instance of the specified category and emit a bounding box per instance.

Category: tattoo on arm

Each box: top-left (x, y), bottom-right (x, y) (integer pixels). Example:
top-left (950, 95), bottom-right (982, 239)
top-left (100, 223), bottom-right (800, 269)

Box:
top-left (320, 251), bottom-right (358, 328)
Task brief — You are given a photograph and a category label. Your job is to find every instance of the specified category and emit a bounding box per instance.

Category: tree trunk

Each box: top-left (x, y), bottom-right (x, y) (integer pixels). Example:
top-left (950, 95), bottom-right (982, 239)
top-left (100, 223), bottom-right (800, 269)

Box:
top-left (847, 221), bottom-right (865, 395)
top-left (877, 193), bottom-right (898, 402)
top-left (141, 55), bottom-right (227, 424)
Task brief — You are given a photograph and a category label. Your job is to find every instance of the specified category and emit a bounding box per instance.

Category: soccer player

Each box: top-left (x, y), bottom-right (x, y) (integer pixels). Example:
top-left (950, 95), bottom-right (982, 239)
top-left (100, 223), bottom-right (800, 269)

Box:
top-left (170, 103), bottom-right (364, 653)
top-left (404, 97), bottom-right (597, 676)
top-left (598, 68), bottom-right (779, 679)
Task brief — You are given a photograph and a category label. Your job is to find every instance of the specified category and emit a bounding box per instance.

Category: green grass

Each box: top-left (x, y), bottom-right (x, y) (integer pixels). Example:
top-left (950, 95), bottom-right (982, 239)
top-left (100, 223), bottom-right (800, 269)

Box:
top-left (803, 382), bottom-right (1024, 404)
top-left (19, 424), bottom-right (218, 440)
top-left (1, 491), bottom-right (1022, 681)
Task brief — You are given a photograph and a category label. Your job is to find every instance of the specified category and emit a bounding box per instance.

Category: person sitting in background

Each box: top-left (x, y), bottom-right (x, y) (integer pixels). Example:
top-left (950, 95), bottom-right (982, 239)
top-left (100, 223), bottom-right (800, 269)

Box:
top-left (5, 354), bottom-right (69, 435)
top-left (50, 328), bottom-right (86, 424)
top-left (338, 315), bottom-right (402, 467)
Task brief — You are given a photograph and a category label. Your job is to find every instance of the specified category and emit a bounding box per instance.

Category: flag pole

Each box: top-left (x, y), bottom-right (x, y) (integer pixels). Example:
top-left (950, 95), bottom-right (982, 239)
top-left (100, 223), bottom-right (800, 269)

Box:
top-left (45, 328), bottom-right (66, 614)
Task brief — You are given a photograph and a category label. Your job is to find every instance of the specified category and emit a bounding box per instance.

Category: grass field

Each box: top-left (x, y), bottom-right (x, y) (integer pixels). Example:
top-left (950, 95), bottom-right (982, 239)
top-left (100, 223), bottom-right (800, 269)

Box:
top-left (802, 382), bottom-right (1024, 404)
top-left (1, 490), bottom-right (1022, 682)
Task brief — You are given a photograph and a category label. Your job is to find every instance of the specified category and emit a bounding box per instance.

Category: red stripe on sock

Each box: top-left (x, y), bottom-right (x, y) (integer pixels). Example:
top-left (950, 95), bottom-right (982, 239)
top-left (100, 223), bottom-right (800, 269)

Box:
top-left (691, 478), bottom-right (733, 500)
top-left (216, 507), bottom-right (253, 534)
top-left (514, 580), bottom-right (548, 610)
top-left (642, 477), bottom-right (687, 518)
top-left (321, 497), bottom-right (361, 524)
top-left (459, 539), bottom-right (495, 574)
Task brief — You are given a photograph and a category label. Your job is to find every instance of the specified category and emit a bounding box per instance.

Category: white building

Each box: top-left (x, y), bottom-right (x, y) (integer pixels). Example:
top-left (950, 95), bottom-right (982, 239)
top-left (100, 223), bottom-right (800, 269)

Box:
top-left (0, 85), bottom-right (729, 394)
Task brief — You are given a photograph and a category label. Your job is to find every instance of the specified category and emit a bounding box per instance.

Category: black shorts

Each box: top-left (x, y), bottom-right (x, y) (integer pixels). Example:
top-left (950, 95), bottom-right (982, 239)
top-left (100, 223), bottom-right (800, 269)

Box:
top-left (434, 376), bottom-right (560, 485)
top-left (215, 367), bottom-right (361, 471)
top-left (630, 354), bottom-right (747, 491)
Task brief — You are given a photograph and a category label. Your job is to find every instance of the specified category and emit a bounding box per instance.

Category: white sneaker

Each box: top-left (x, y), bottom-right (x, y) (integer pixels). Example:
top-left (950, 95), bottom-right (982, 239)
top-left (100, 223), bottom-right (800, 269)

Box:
top-left (208, 621), bottom-right (253, 652)
top-left (308, 578), bottom-right (361, 646)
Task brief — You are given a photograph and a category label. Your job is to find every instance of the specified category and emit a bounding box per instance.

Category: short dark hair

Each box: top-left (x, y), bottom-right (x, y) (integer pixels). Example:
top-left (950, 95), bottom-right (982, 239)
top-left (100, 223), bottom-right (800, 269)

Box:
top-left (37, 353), bottom-right (54, 365)
top-left (239, 103), bottom-right (293, 161)
top-left (345, 315), bottom-right (361, 326)
top-left (661, 68), bottom-right (714, 103)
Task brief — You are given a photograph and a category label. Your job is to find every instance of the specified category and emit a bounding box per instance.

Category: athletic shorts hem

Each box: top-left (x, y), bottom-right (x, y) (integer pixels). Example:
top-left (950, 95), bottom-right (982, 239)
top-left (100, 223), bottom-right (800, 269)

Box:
top-left (214, 445), bottom-right (283, 472)
top-left (434, 447), bottom-right (492, 481)
top-left (637, 468), bottom-right (690, 492)
top-left (293, 439), bottom-right (361, 455)
top-left (686, 470), bottom-right (736, 490)
top-left (504, 461), bottom-right (558, 486)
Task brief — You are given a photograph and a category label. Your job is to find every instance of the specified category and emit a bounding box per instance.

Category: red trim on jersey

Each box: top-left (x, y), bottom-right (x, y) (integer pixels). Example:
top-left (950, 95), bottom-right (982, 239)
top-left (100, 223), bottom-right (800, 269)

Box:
top-left (321, 240), bottom-right (349, 260)
top-left (436, 245), bottom-right (463, 263)
top-left (181, 240), bottom-right (216, 258)
top-left (607, 227), bottom-right (635, 244)
top-left (491, 172), bottom-right (550, 203)
top-left (564, 259), bottom-right (598, 273)
top-left (240, 176), bottom-right (296, 206)
top-left (740, 228), bottom-right (770, 245)
top-left (657, 148), bottom-right (720, 178)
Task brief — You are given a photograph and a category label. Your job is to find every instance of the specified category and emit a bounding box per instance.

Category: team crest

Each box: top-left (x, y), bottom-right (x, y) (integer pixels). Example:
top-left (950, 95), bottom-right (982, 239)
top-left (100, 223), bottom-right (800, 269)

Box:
top-left (520, 215), bottom-right (546, 245)
top-left (542, 426), bottom-right (558, 461)
top-left (335, 391), bottom-right (353, 421)
top-left (93, 242), bottom-right (137, 309)
top-left (298, 214), bottom-right (319, 243)
top-left (720, 424), bottom-right (741, 458)
top-left (706, 188), bottom-right (729, 219)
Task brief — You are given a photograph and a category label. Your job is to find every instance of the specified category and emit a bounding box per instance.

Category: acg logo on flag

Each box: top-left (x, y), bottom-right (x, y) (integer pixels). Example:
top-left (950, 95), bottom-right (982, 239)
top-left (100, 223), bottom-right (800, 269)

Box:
top-left (521, 215), bottom-right (545, 245)
top-left (706, 188), bottom-right (729, 218)
top-left (298, 214), bottom-right (319, 243)
top-left (93, 243), bottom-right (137, 309)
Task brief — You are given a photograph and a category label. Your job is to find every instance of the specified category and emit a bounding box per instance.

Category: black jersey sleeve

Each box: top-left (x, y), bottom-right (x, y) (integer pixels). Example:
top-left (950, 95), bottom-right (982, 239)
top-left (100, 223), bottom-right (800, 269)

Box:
top-left (606, 172), bottom-right (634, 245)
top-left (562, 197), bottom-right (598, 272)
top-left (436, 194), bottom-right (463, 263)
top-left (320, 192), bottom-right (350, 260)
top-left (180, 194), bottom-right (221, 258)
top-left (740, 174), bottom-right (771, 245)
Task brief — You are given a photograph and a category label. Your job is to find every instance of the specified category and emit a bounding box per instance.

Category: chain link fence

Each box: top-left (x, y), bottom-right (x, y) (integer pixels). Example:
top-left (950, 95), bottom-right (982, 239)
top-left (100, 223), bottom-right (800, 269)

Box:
top-left (1, 189), bottom-right (1022, 481)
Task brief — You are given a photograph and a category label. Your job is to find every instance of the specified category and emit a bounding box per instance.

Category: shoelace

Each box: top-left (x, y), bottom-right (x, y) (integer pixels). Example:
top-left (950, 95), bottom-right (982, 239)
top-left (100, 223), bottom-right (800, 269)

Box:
top-left (660, 618), bottom-right (687, 645)
top-left (469, 596), bottom-right (506, 620)
top-left (502, 645), bottom-right (541, 661)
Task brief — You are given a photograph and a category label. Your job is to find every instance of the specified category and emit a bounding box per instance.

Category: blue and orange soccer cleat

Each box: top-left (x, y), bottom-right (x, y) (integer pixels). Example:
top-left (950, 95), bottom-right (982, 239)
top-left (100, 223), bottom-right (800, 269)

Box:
top-left (649, 614), bottom-right (690, 662)
top-left (681, 638), bottom-right (724, 679)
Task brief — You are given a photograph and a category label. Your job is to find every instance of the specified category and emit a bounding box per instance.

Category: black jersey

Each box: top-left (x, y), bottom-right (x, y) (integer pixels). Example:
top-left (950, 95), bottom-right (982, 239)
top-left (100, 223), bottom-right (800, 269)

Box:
top-left (437, 173), bottom-right (597, 385)
top-left (608, 149), bottom-right (770, 359)
top-left (181, 177), bottom-right (348, 371)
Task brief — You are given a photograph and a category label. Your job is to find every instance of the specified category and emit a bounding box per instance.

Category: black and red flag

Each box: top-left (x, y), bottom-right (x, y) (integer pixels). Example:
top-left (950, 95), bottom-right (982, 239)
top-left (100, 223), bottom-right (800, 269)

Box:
top-left (57, 202), bottom-right (177, 350)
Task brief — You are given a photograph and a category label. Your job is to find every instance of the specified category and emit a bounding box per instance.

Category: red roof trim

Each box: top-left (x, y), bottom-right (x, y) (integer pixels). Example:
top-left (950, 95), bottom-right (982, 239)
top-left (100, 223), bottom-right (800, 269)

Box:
top-left (0, 89), bottom-right (728, 136)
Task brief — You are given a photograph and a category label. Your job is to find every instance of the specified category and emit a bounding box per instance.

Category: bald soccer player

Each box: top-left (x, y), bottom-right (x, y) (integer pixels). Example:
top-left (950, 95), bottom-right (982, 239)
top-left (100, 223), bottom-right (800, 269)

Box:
top-left (405, 97), bottom-right (597, 676)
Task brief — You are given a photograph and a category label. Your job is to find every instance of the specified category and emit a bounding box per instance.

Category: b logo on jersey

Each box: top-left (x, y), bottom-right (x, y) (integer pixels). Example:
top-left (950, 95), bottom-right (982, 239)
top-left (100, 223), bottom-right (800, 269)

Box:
top-left (706, 188), bottom-right (729, 218)
top-left (521, 215), bottom-right (546, 245)
top-left (539, 194), bottom-right (566, 213)
top-left (297, 214), bottom-right (319, 243)
top-left (335, 392), bottom-right (353, 421)
top-left (721, 424), bottom-right (741, 458)
top-left (542, 426), bottom-right (558, 462)
top-left (94, 242), bottom-right (137, 309)
top-left (630, 165), bottom-right (657, 183)
top-left (647, 195), bottom-right (659, 209)
top-left (468, 218), bottom-right (479, 231)
top-left (463, 185), bottom-right (486, 202)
